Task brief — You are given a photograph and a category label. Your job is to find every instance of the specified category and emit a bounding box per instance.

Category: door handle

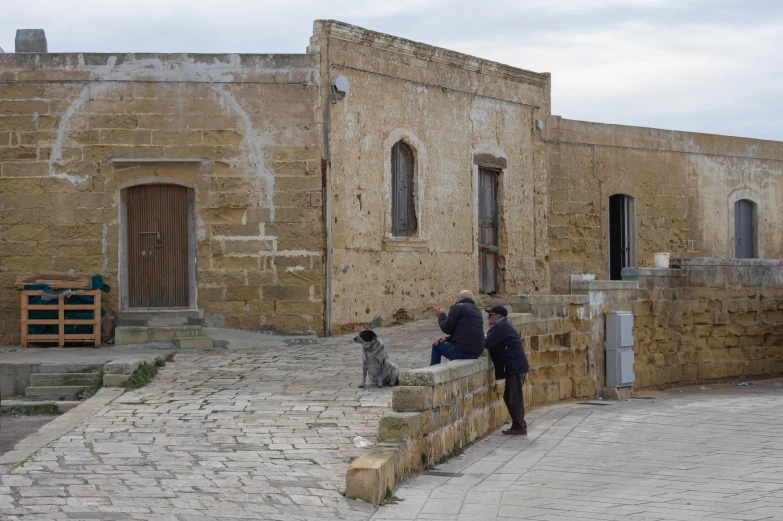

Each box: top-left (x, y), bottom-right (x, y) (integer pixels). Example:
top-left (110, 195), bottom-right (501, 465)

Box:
top-left (139, 231), bottom-right (162, 248)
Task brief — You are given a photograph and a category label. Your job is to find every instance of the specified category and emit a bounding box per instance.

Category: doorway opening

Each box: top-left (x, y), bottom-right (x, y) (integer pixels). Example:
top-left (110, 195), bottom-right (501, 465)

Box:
top-left (609, 194), bottom-right (636, 280)
top-left (734, 199), bottom-right (755, 259)
top-left (478, 168), bottom-right (500, 294)
top-left (122, 184), bottom-right (194, 309)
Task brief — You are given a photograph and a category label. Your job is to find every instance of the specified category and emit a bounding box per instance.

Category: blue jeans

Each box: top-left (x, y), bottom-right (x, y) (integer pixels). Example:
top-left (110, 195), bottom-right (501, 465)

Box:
top-left (430, 341), bottom-right (479, 366)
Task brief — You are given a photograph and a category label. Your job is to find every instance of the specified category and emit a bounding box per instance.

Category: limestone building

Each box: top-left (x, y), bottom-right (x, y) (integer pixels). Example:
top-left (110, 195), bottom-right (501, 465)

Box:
top-left (0, 21), bottom-right (781, 343)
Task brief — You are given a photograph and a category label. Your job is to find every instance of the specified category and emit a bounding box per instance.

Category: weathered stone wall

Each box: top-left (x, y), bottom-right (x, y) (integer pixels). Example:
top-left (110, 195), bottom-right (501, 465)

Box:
top-left (311, 20), bottom-right (552, 333)
top-left (510, 296), bottom-right (596, 405)
top-left (625, 259), bottom-right (783, 389)
top-left (0, 52), bottom-right (324, 343)
top-left (546, 117), bottom-right (783, 294)
top-left (346, 356), bottom-right (507, 504)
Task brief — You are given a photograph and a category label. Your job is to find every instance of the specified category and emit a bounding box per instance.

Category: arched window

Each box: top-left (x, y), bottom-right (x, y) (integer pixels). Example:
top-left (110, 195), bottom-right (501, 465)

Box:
top-left (734, 199), bottom-right (756, 258)
top-left (391, 141), bottom-right (417, 237)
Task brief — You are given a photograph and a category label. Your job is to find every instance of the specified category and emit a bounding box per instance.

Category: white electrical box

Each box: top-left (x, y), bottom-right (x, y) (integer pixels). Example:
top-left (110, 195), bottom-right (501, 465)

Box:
top-left (605, 311), bottom-right (634, 350)
top-left (605, 311), bottom-right (635, 388)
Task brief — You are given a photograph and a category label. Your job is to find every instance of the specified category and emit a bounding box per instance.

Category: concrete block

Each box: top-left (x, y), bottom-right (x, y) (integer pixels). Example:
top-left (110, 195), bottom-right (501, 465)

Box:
top-left (25, 386), bottom-right (84, 400)
top-left (114, 327), bottom-right (149, 345)
top-left (345, 449), bottom-right (397, 505)
top-left (104, 359), bottom-right (141, 375)
top-left (15, 29), bottom-right (47, 53)
top-left (378, 412), bottom-right (422, 441)
top-left (103, 374), bottom-right (131, 387)
top-left (174, 337), bottom-right (214, 349)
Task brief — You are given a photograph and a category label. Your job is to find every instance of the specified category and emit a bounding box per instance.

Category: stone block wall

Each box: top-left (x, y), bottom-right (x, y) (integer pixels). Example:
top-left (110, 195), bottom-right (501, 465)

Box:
top-left (0, 53), bottom-right (324, 342)
top-left (546, 117), bottom-right (783, 294)
top-left (510, 296), bottom-right (597, 405)
top-left (346, 357), bottom-right (507, 503)
top-left (626, 260), bottom-right (783, 389)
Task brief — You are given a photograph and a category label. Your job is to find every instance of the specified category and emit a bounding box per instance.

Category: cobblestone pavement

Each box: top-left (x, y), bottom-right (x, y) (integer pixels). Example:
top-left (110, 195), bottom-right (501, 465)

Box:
top-left (372, 379), bottom-right (783, 521)
top-left (0, 320), bottom-right (440, 521)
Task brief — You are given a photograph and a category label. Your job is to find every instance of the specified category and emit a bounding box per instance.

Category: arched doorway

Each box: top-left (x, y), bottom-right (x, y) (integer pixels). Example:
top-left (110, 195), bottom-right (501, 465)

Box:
top-left (122, 183), bottom-right (194, 308)
top-left (734, 199), bottom-right (755, 259)
top-left (609, 194), bottom-right (636, 280)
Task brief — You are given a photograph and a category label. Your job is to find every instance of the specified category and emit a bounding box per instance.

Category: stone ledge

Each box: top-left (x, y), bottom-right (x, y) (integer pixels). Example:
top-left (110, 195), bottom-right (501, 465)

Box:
top-left (399, 358), bottom-right (488, 386)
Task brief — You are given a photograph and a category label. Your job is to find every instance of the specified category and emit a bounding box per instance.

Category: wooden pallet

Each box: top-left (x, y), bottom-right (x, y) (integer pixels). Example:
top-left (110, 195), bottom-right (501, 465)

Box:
top-left (21, 290), bottom-right (101, 347)
top-left (15, 273), bottom-right (92, 290)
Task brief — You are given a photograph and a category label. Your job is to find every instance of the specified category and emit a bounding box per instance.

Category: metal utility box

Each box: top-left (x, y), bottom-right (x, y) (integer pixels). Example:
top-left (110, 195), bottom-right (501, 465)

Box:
top-left (605, 311), bottom-right (635, 387)
top-left (605, 311), bottom-right (634, 349)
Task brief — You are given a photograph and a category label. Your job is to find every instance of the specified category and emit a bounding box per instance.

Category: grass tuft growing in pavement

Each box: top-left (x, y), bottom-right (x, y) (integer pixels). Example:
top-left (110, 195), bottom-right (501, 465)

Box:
top-left (75, 368), bottom-right (104, 401)
top-left (123, 354), bottom-right (174, 390)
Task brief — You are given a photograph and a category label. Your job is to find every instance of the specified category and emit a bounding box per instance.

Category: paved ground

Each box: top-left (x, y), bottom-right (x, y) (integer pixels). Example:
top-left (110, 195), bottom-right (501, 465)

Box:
top-left (0, 414), bottom-right (59, 455)
top-left (372, 379), bottom-right (783, 521)
top-left (2, 319), bottom-right (782, 521)
top-left (0, 320), bottom-right (440, 520)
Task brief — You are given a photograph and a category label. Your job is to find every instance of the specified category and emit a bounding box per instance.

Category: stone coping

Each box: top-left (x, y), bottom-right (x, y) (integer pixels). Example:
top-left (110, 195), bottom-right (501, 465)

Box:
top-left (622, 267), bottom-right (684, 278)
top-left (674, 258), bottom-right (783, 267)
top-left (398, 357), bottom-right (488, 386)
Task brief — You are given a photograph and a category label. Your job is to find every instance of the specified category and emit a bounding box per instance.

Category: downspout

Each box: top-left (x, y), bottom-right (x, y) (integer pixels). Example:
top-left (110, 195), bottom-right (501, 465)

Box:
top-left (322, 64), bottom-right (336, 336)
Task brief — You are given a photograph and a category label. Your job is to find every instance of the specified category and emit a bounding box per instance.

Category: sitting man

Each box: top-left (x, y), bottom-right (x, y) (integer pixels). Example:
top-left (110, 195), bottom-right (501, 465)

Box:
top-left (485, 305), bottom-right (530, 435)
top-left (431, 289), bottom-right (484, 365)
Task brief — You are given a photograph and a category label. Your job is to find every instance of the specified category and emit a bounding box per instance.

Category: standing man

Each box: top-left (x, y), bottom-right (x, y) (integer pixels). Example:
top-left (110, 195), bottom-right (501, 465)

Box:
top-left (485, 305), bottom-right (529, 435)
top-left (431, 290), bottom-right (484, 365)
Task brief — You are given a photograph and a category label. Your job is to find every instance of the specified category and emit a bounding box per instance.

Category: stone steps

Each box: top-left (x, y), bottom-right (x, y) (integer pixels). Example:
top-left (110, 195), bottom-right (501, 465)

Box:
top-left (29, 373), bottom-right (99, 387)
top-left (32, 363), bottom-right (100, 374)
top-left (1, 399), bottom-right (81, 413)
top-left (115, 325), bottom-right (202, 345)
top-left (174, 336), bottom-right (214, 349)
top-left (25, 385), bottom-right (86, 400)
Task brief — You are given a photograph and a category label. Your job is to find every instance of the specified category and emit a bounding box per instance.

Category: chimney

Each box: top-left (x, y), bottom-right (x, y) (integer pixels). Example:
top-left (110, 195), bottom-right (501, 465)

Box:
top-left (15, 29), bottom-right (47, 53)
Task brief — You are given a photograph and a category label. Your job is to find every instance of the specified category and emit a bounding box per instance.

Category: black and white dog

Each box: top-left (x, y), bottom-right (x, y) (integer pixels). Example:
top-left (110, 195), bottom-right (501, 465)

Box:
top-left (353, 329), bottom-right (400, 388)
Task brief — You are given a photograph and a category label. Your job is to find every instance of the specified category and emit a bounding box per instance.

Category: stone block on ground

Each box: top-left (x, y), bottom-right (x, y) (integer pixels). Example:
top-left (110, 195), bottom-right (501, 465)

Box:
top-left (345, 449), bottom-right (397, 505)
top-left (104, 359), bottom-right (141, 375)
top-left (24, 386), bottom-right (84, 400)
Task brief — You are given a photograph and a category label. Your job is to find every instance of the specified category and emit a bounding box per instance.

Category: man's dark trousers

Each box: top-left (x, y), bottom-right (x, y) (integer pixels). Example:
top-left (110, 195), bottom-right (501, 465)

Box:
top-left (504, 372), bottom-right (527, 430)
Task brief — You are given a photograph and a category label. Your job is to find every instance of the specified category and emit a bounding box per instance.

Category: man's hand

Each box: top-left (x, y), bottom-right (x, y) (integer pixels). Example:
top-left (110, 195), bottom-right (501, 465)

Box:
top-left (433, 307), bottom-right (445, 317)
top-left (434, 337), bottom-right (445, 345)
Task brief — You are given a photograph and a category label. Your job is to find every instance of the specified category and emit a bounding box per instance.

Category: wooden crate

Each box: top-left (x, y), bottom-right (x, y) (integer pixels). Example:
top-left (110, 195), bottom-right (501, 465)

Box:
top-left (16, 273), bottom-right (92, 290)
top-left (21, 290), bottom-right (101, 347)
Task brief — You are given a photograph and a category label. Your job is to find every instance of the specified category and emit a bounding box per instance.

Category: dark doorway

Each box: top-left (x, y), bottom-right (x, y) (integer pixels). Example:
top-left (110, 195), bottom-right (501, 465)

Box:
top-left (609, 194), bottom-right (634, 280)
top-left (126, 184), bottom-right (191, 308)
top-left (735, 199), bottom-right (755, 259)
top-left (478, 168), bottom-right (499, 293)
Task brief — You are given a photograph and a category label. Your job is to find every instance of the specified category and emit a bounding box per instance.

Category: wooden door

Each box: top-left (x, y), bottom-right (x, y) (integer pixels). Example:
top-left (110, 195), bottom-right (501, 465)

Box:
top-left (735, 199), bottom-right (754, 258)
top-left (126, 184), bottom-right (190, 308)
top-left (478, 168), bottom-right (499, 293)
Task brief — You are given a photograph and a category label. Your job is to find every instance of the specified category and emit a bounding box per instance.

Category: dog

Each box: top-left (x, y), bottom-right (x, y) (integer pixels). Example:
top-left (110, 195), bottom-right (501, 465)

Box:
top-left (353, 329), bottom-right (400, 388)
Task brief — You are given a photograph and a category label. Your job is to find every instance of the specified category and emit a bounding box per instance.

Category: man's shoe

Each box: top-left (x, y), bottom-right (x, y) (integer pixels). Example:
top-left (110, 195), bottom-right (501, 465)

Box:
top-left (502, 427), bottom-right (527, 435)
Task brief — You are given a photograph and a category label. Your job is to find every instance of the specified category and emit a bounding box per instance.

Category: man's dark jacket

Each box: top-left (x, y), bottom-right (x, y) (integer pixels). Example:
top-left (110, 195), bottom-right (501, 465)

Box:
top-left (485, 317), bottom-right (529, 379)
top-left (437, 298), bottom-right (484, 357)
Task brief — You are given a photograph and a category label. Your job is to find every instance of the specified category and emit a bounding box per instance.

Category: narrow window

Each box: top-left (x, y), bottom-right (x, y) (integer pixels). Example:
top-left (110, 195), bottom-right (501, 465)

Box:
top-left (609, 194), bottom-right (635, 280)
top-left (735, 199), bottom-right (755, 258)
top-left (391, 141), bottom-right (417, 237)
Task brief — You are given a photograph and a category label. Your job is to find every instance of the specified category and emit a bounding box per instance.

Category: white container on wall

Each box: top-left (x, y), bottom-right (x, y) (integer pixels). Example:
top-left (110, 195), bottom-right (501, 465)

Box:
top-left (654, 252), bottom-right (670, 269)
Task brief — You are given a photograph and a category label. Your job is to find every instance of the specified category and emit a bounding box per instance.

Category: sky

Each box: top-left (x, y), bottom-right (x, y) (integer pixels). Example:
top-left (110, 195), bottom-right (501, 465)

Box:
top-left (2, 0), bottom-right (782, 140)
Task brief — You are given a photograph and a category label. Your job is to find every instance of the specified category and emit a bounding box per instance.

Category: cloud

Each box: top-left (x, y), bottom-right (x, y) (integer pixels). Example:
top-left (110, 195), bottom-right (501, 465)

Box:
top-left (1, 0), bottom-right (782, 139)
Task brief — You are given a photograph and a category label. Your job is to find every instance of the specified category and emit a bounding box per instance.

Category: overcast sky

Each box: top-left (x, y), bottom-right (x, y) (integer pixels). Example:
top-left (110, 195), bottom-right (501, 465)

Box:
top-left (2, 0), bottom-right (781, 140)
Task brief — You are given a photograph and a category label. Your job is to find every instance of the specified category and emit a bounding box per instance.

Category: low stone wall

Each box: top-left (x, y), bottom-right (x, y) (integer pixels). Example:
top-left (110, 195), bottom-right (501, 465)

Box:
top-left (626, 260), bottom-right (783, 388)
top-left (345, 356), bottom-right (507, 504)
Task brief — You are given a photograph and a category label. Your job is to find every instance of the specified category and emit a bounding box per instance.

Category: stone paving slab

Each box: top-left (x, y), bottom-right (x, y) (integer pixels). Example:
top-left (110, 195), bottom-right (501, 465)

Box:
top-left (0, 320), bottom-right (440, 520)
top-left (371, 379), bottom-right (783, 521)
